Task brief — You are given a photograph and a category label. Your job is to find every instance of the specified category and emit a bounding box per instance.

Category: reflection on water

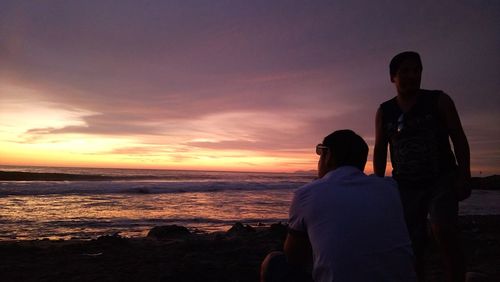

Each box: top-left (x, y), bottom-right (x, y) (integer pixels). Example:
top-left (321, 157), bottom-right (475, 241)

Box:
top-left (1, 189), bottom-right (498, 240)
top-left (0, 190), bottom-right (294, 240)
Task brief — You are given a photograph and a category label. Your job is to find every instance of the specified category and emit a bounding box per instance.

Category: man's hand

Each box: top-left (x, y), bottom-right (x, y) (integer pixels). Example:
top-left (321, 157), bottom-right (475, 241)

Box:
top-left (455, 176), bottom-right (471, 201)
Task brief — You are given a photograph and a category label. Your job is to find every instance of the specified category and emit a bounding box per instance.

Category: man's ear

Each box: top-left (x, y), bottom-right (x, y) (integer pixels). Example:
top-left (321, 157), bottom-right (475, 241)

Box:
top-left (325, 150), bottom-right (335, 169)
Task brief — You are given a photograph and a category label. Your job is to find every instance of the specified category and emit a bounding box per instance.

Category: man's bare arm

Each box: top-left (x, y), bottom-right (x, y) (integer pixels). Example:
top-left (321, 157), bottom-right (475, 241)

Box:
top-left (284, 230), bottom-right (312, 269)
top-left (439, 93), bottom-right (471, 200)
top-left (374, 107), bottom-right (388, 177)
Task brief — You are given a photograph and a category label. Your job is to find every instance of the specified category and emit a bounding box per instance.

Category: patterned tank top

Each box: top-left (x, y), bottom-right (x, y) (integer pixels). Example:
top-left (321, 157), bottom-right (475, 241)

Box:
top-left (380, 90), bottom-right (457, 182)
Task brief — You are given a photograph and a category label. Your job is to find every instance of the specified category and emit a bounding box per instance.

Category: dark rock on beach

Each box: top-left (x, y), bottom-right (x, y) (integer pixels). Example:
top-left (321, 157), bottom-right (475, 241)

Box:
top-left (0, 216), bottom-right (498, 282)
top-left (147, 225), bottom-right (191, 239)
top-left (226, 222), bottom-right (256, 236)
top-left (95, 233), bottom-right (128, 245)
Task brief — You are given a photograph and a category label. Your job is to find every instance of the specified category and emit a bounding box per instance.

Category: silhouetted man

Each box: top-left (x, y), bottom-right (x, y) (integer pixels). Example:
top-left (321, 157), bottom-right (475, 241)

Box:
top-left (374, 51), bottom-right (471, 282)
top-left (261, 130), bottom-right (416, 282)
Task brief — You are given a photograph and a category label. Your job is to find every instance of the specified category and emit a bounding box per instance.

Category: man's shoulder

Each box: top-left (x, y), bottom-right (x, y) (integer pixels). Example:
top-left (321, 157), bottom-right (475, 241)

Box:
top-left (379, 97), bottom-right (399, 118)
top-left (295, 177), bottom-right (326, 195)
top-left (294, 171), bottom-right (344, 197)
top-left (380, 96), bottom-right (397, 107)
top-left (296, 169), bottom-right (397, 191)
top-left (366, 174), bottom-right (398, 188)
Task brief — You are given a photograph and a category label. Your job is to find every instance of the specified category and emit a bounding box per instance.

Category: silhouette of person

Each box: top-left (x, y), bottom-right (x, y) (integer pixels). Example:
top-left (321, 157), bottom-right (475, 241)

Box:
top-left (261, 130), bottom-right (416, 282)
top-left (374, 51), bottom-right (471, 282)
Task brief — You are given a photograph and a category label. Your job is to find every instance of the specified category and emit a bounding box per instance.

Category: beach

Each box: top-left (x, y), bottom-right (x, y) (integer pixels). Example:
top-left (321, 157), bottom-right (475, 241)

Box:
top-left (0, 215), bottom-right (499, 282)
top-left (1, 167), bottom-right (499, 281)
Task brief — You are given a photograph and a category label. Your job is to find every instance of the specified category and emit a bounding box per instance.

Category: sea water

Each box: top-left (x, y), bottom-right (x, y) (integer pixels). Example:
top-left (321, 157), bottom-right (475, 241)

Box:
top-left (0, 166), bottom-right (311, 240)
top-left (0, 165), bottom-right (498, 240)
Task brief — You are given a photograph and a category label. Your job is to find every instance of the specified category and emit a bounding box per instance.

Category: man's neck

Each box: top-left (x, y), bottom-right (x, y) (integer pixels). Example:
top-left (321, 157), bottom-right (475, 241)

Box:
top-left (396, 90), bottom-right (419, 112)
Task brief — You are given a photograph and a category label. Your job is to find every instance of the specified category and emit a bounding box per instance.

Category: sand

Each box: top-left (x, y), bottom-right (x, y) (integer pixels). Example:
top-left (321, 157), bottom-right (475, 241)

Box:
top-left (0, 215), bottom-right (499, 282)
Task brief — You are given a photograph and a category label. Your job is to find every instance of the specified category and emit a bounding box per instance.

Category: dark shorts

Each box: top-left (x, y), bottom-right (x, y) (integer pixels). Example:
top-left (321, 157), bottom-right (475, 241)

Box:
top-left (397, 171), bottom-right (458, 250)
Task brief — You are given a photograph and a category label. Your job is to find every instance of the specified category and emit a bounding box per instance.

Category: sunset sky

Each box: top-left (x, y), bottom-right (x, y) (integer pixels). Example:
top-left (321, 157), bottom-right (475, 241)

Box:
top-left (0, 1), bottom-right (499, 174)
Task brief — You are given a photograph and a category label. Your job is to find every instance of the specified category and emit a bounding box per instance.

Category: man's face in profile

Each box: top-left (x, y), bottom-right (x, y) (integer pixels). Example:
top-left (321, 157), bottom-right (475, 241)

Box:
top-left (391, 59), bottom-right (422, 95)
top-left (317, 150), bottom-right (330, 178)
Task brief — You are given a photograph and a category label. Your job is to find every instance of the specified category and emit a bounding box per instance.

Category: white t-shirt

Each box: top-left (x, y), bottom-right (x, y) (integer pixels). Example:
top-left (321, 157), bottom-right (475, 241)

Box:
top-left (289, 166), bottom-right (416, 282)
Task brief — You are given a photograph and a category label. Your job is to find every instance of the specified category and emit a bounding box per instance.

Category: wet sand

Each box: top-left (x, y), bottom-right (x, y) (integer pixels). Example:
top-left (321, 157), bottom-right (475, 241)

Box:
top-left (0, 215), bottom-right (499, 282)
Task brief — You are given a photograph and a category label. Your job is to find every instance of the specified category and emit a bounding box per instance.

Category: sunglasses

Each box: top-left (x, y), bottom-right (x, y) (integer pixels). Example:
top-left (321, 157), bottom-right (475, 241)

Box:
top-left (316, 144), bottom-right (329, 155)
top-left (397, 113), bottom-right (405, 132)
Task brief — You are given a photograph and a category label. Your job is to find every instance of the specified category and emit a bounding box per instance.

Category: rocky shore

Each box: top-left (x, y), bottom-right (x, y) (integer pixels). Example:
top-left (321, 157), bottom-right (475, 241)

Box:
top-left (0, 215), bottom-right (499, 282)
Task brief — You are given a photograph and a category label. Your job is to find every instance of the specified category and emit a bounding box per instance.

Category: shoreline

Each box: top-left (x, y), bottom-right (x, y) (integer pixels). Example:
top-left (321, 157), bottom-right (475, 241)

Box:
top-left (1, 215), bottom-right (499, 282)
top-left (1, 170), bottom-right (499, 190)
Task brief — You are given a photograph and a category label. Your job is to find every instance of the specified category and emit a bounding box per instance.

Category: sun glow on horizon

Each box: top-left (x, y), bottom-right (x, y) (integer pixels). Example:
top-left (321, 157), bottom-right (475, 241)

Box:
top-left (0, 82), bottom-right (322, 173)
top-left (0, 144), bottom-right (318, 173)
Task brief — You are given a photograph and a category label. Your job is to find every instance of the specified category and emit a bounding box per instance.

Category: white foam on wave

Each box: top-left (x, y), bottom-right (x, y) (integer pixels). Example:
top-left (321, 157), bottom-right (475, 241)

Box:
top-left (0, 180), bottom-right (307, 196)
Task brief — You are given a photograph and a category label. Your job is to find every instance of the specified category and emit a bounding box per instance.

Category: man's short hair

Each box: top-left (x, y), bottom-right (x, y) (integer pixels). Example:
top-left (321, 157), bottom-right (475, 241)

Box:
top-left (322, 130), bottom-right (368, 171)
top-left (389, 51), bottom-right (422, 78)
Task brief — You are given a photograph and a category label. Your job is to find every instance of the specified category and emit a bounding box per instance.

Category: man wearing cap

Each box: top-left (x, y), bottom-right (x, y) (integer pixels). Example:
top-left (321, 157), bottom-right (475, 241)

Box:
top-left (261, 130), bottom-right (416, 282)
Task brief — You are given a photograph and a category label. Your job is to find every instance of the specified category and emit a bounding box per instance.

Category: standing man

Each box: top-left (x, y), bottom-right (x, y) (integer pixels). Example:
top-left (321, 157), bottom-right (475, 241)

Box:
top-left (374, 51), bottom-right (471, 282)
top-left (261, 130), bottom-right (416, 282)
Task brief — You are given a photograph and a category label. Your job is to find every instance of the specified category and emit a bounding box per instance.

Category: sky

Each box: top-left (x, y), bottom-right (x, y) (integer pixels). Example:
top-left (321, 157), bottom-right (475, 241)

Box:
top-left (0, 0), bottom-right (499, 174)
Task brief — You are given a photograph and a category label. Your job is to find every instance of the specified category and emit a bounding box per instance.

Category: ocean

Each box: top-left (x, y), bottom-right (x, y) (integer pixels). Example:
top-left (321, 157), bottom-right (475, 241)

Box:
top-left (1, 165), bottom-right (498, 240)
